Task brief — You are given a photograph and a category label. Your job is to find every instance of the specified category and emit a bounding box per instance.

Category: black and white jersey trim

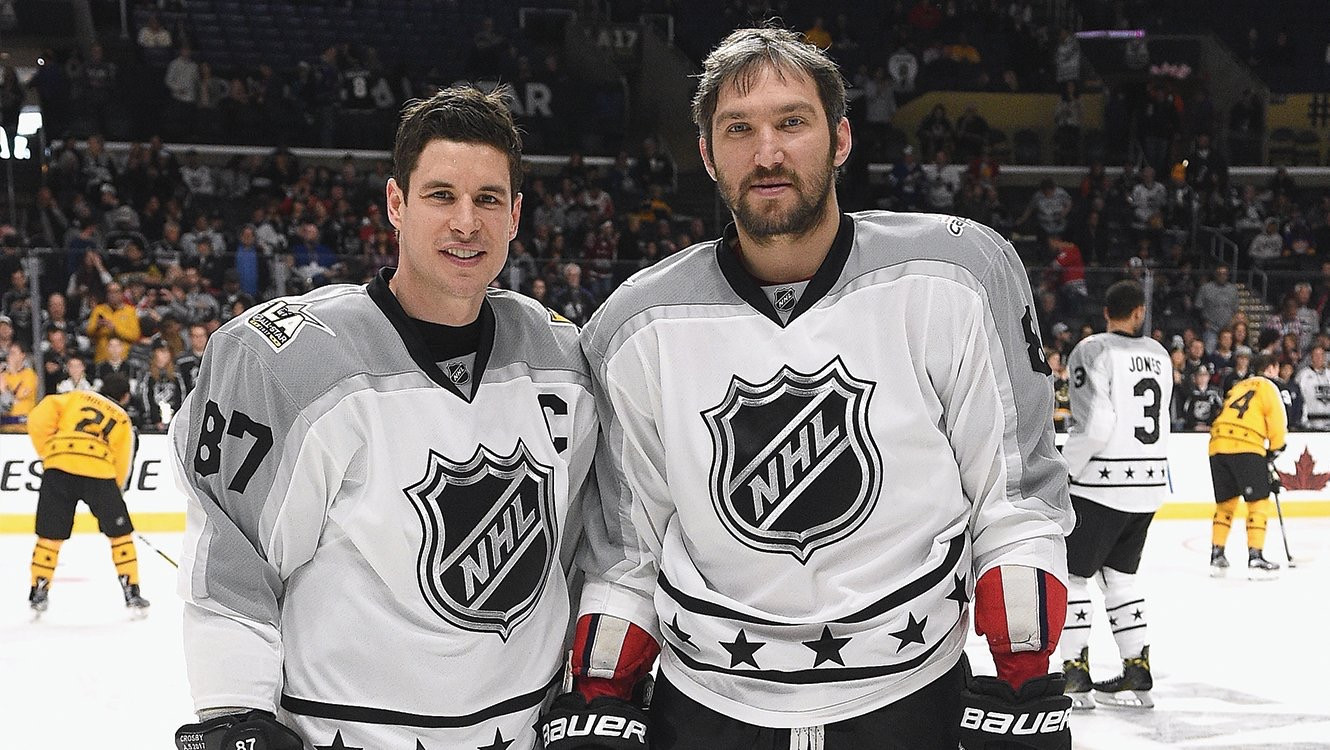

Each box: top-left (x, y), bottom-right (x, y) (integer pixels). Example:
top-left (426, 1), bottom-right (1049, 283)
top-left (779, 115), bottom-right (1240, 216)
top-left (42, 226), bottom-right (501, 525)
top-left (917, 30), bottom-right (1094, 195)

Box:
top-left (279, 670), bottom-right (560, 728)
top-left (657, 534), bottom-right (966, 628)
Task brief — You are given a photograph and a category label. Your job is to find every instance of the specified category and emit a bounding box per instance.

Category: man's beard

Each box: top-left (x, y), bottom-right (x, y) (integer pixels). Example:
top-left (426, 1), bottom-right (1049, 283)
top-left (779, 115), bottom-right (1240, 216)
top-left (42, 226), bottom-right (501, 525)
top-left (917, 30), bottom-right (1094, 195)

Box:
top-left (718, 157), bottom-right (836, 241)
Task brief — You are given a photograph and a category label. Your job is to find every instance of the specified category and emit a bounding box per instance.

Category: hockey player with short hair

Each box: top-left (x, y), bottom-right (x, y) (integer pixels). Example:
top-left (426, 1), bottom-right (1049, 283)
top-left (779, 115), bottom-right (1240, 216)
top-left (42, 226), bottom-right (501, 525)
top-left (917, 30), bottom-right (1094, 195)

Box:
top-left (543, 25), bottom-right (1074, 750)
top-left (1208, 353), bottom-right (1288, 579)
top-left (172, 87), bottom-right (599, 750)
top-left (1059, 280), bottom-right (1172, 709)
top-left (25, 374), bottom-right (146, 617)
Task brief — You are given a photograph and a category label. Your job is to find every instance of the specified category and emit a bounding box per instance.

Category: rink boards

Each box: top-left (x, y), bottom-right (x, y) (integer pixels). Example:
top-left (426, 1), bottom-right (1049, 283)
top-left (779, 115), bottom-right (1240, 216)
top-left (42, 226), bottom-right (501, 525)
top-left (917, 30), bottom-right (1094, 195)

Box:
top-left (2, 432), bottom-right (1330, 533)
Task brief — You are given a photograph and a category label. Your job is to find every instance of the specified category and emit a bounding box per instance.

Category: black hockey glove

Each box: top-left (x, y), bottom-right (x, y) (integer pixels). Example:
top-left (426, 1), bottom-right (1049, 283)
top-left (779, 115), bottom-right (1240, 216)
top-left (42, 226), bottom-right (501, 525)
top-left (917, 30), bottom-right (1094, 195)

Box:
top-left (175, 709), bottom-right (304, 750)
top-left (958, 658), bottom-right (1071, 750)
top-left (536, 692), bottom-right (649, 750)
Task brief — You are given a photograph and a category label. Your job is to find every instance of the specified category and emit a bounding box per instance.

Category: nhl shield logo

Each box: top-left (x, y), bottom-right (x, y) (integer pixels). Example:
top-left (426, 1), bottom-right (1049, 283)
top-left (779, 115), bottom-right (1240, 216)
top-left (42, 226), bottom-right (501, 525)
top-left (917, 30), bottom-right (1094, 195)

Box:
top-left (702, 357), bottom-right (881, 563)
top-left (403, 441), bottom-right (558, 640)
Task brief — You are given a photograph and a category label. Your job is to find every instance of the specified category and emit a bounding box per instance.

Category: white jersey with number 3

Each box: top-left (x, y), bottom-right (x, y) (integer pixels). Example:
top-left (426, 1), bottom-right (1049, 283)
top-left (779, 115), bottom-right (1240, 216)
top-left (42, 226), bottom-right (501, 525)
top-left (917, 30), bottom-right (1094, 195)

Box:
top-left (1063, 332), bottom-right (1173, 512)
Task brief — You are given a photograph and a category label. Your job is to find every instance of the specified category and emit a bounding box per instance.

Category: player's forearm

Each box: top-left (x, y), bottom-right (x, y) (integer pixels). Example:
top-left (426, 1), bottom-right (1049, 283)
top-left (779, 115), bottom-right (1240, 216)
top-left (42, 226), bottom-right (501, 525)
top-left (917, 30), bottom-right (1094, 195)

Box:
top-left (182, 601), bottom-right (283, 714)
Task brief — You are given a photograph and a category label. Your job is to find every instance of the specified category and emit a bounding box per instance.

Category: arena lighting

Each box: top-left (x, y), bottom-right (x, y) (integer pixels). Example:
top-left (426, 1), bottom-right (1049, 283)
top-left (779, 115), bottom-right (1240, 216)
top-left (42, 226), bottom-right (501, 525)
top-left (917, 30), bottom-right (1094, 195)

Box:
top-left (0, 105), bottom-right (42, 160)
top-left (1075, 29), bottom-right (1147, 39)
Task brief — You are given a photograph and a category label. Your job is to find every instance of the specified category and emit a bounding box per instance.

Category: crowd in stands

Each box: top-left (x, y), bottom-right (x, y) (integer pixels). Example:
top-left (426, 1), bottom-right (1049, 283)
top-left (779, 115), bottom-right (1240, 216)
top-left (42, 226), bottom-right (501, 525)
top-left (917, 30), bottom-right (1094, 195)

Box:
top-left (4, 2), bottom-right (1330, 436)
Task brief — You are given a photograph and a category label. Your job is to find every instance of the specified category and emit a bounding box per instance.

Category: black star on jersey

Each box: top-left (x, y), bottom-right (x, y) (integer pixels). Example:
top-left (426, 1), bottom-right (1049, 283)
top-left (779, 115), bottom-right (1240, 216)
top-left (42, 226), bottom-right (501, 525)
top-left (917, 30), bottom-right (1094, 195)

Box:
top-left (889, 613), bottom-right (928, 652)
top-left (1109, 616), bottom-right (1118, 627)
top-left (1147, 467), bottom-right (1156, 478)
top-left (802, 626), bottom-right (852, 667)
top-left (477, 728), bottom-right (514, 750)
top-left (1124, 467), bottom-right (1135, 478)
top-left (1133, 608), bottom-right (1144, 620)
top-left (1099, 467), bottom-right (1111, 479)
top-left (721, 629), bottom-right (766, 668)
top-left (1074, 608), bottom-right (1089, 621)
top-left (315, 731), bottom-right (362, 750)
top-left (946, 574), bottom-right (970, 607)
top-left (667, 614), bottom-right (696, 648)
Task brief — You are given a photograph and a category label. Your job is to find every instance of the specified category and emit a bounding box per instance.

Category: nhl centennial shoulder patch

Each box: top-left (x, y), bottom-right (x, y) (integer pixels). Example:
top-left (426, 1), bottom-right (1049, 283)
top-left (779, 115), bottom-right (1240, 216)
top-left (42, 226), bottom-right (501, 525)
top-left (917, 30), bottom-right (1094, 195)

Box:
top-left (246, 299), bottom-right (336, 352)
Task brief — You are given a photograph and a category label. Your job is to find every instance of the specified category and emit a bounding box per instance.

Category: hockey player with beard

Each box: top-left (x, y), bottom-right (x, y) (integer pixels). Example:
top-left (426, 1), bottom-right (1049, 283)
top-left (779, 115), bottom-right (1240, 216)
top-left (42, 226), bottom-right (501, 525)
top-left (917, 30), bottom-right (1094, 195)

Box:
top-left (1059, 281), bottom-right (1173, 710)
top-left (172, 87), bottom-right (599, 750)
top-left (540, 26), bottom-right (1073, 750)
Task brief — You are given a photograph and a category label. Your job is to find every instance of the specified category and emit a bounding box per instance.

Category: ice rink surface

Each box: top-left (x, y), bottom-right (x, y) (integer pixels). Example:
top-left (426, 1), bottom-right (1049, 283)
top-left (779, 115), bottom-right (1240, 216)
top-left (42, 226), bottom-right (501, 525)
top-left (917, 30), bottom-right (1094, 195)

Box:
top-left (2, 518), bottom-right (1327, 749)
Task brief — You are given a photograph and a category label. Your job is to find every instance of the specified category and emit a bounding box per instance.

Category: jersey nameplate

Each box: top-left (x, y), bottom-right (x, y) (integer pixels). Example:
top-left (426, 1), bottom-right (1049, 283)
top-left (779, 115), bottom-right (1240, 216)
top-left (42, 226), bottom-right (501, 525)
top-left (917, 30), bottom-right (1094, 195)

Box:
top-left (246, 300), bottom-right (336, 353)
top-left (402, 441), bottom-right (557, 640)
top-left (702, 358), bottom-right (882, 563)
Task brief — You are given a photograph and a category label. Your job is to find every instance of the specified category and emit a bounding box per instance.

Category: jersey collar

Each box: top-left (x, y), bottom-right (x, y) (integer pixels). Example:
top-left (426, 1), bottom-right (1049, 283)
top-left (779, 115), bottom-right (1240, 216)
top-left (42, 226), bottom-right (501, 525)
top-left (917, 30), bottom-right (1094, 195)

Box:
top-left (714, 213), bottom-right (856, 328)
top-left (366, 268), bottom-right (495, 403)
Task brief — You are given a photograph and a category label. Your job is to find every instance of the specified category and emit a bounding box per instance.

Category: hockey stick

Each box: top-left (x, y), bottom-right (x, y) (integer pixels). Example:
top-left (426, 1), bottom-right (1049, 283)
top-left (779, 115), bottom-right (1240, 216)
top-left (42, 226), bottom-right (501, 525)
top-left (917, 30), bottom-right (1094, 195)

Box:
top-left (135, 533), bottom-right (179, 569)
top-left (1270, 487), bottom-right (1296, 568)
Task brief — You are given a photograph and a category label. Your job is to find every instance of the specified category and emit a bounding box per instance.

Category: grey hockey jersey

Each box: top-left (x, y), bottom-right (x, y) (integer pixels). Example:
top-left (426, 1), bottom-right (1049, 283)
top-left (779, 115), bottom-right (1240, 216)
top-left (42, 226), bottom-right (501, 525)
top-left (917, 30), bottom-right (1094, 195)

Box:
top-left (1063, 331), bottom-right (1173, 513)
top-left (171, 270), bottom-right (596, 750)
top-left (578, 212), bottom-right (1073, 727)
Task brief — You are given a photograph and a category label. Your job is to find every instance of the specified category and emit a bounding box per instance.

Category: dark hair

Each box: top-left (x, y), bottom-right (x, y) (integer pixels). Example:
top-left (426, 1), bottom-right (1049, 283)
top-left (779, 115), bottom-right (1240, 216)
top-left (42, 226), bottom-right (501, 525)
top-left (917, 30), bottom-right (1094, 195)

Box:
top-left (1251, 353), bottom-right (1277, 375)
top-left (393, 85), bottom-right (523, 198)
top-left (1104, 280), bottom-right (1146, 320)
top-left (691, 25), bottom-right (847, 153)
top-left (100, 373), bottom-right (131, 402)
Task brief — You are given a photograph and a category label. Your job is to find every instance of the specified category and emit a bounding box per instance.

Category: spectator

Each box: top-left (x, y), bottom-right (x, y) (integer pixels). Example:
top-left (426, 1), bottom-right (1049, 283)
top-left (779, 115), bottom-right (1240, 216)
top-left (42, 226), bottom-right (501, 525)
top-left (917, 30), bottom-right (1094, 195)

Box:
top-left (1195, 265), bottom-right (1239, 350)
top-left (164, 45), bottom-right (201, 140)
top-left (1053, 82), bottom-right (1082, 164)
top-left (179, 150), bottom-right (217, 203)
top-left (860, 66), bottom-right (897, 160)
top-left (175, 322), bottom-right (210, 393)
top-left (1206, 327), bottom-right (1237, 372)
top-left (56, 354), bottom-right (94, 393)
top-left (886, 145), bottom-right (926, 211)
top-left (953, 104), bottom-right (989, 161)
top-left (1, 340), bottom-right (37, 433)
top-left (631, 137), bottom-right (676, 192)
top-left (1049, 236), bottom-right (1088, 315)
top-left (916, 103), bottom-right (953, 156)
top-left (136, 14), bottom-right (174, 66)
top-left (137, 344), bottom-right (186, 431)
top-left (288, 222), bottom-right (336, 290)
top-left (1265, 294), bottom-right (1312, 355)
top-left (1129, 165), bottom-right (1167, 235)
top-left (232, 225), bottom-right (271, 299)
top-left (1053, 28), bottom-right (1082, 86)
top-left (1178, 364), bottom-right (1224, 431)
top-left (1049, 348), bottom-right (1071, 432)
top-left (80, 44), bottom-right (118, 135)
top-left (181, 213), bottom-right (225, 257)
top-left (887, 42), bottom-right (919, 96)
top-left (1019, 178), bottom-right (1074, 240)
top-left (552, 262), bottom-right (596, 326)
top-left (1279, 361), bottom-right (1305, 426)
top-left (1221, 346), bottom-right (1254, 395)
top-left (502, 238), bottom-right (537, 294)
top-left (923, 149), bottom-right (961, 213)
top-left (1248, 217), bottom-right (1285, 265)
top-left (86, 281), bottom-right (141, 365)
top-left (1296, 344), bottom-right (1330, 429)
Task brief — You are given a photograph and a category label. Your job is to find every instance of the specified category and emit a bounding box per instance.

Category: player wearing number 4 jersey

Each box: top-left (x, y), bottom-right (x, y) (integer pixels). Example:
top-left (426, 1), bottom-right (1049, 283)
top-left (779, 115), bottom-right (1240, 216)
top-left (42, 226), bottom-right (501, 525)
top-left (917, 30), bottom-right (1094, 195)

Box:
top-left (1060, 281), bottom-right (1171, 710)
top-left (172, 87), bottom-right (599, 750)
top-left (24, 375), bottom-right (147, 617)
top-left (1208, 353), bottom-right (1287, 580)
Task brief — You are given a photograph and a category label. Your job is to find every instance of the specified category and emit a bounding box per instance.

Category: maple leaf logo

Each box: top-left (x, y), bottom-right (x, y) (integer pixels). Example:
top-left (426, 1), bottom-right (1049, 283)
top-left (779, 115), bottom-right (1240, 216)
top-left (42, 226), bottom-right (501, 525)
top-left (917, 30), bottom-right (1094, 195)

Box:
top-left (1277, 447), bottom-right (1330, 491)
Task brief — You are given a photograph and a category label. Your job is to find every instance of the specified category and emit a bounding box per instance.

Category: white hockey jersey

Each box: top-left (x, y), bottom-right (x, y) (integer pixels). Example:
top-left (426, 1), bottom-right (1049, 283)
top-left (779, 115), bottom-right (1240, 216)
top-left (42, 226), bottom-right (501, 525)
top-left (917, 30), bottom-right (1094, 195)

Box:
top-left (1294, 364), bottom-right (1330, 428)
top-left (171, 270), bottom-right (597, 750)
top-left (1062, 331), bottom-right (1173, 513)
top-left (578, 212), bottom-right (1072, 727)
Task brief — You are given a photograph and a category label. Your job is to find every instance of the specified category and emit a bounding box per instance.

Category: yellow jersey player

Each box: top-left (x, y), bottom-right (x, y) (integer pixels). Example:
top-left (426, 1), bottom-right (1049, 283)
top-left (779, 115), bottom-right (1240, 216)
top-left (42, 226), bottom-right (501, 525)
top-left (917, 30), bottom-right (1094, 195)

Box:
top-left (1207, 353), bottom-right (1288, 579)
top-left (24, 374), bottom-right (149, 617)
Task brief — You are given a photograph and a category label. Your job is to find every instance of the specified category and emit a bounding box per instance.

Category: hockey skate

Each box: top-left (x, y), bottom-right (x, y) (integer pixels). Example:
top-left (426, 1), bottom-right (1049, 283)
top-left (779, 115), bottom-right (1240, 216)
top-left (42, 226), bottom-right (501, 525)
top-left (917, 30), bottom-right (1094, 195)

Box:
top-left (1210, 545), bottom-right (1229, 578)
top-left (1247, 548), bottom-right (1280, 581)
top-left (1092, 646), bottom-right (1153, 708)
top-left (1062, 647), bottom-right (1095, 709)
top-left (120, 577), bottom-right (151, 620)
top-left (28, 580), bottom-right (50, 621)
